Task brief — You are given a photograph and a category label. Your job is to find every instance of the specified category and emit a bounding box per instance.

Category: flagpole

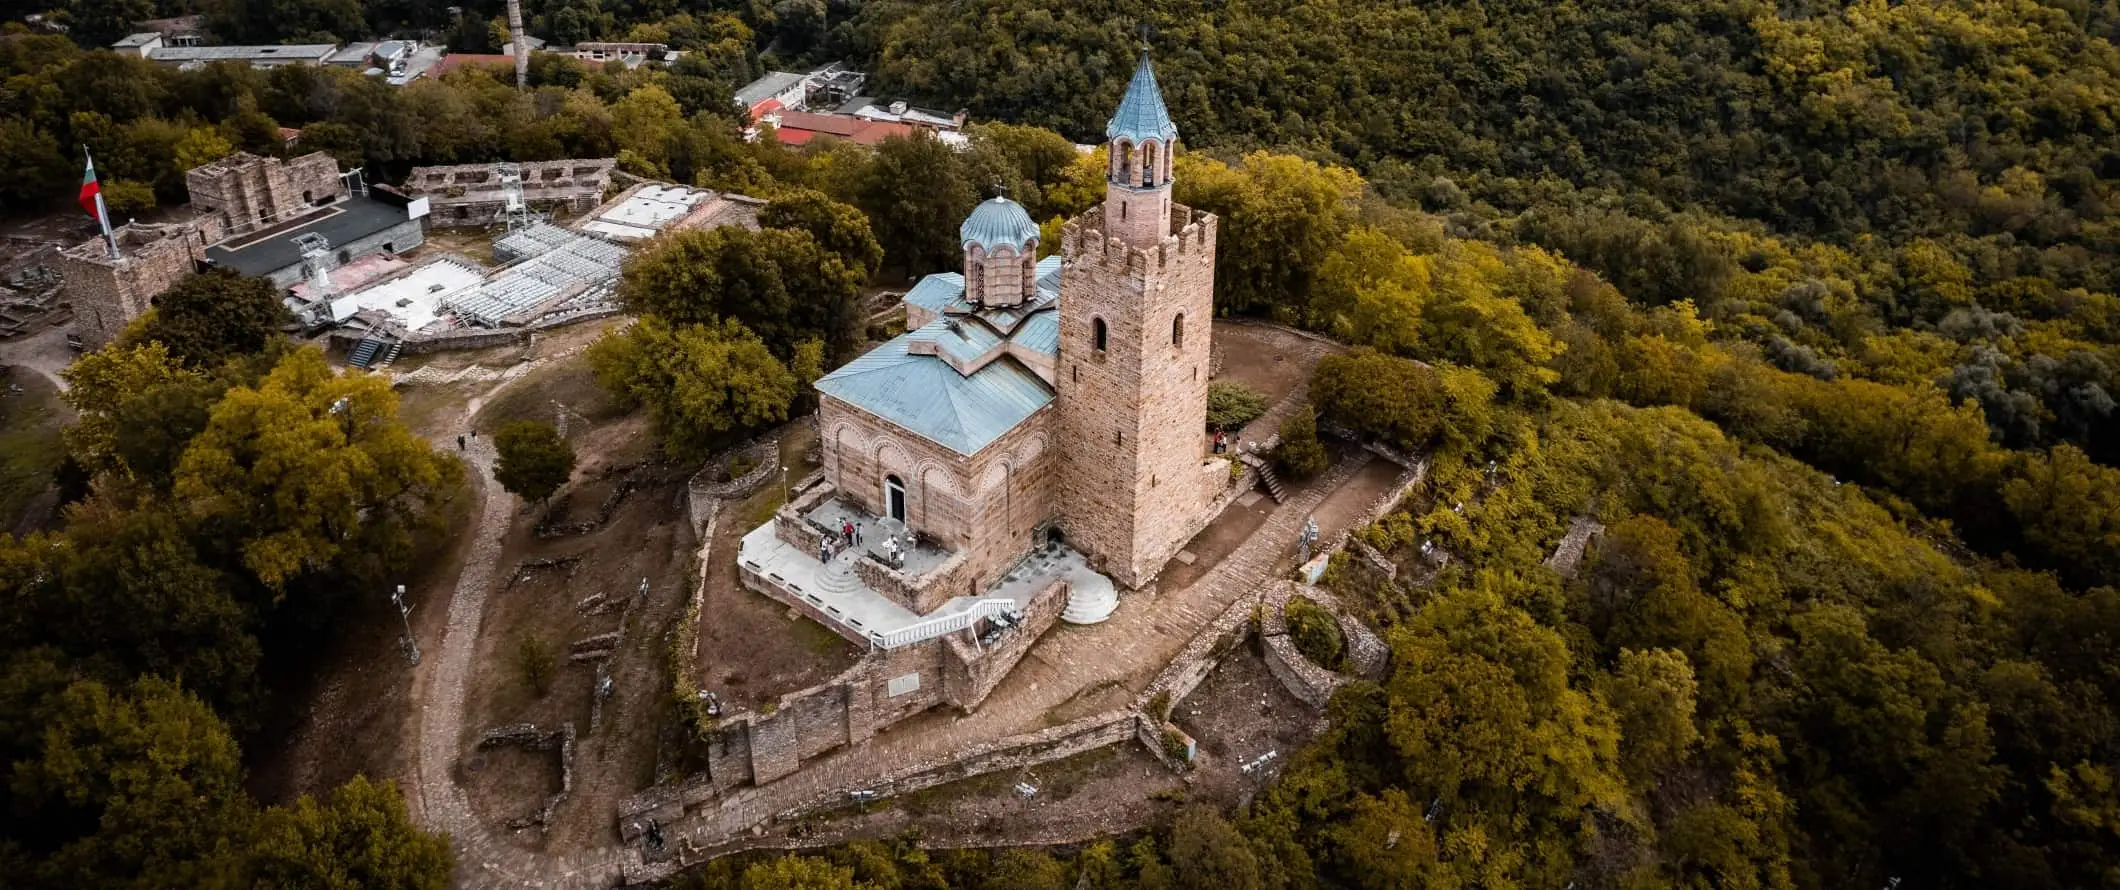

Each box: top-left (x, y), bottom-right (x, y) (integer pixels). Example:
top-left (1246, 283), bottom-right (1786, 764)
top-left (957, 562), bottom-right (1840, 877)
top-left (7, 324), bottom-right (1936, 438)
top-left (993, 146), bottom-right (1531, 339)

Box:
top-left (83, 147), bottom-right (120, 261)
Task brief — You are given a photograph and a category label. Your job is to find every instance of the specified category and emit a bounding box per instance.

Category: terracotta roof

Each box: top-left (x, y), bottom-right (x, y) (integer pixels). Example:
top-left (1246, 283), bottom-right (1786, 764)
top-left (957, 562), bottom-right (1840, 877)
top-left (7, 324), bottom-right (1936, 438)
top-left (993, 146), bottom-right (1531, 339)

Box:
top-left (767, 112), bottom-right (917, 147)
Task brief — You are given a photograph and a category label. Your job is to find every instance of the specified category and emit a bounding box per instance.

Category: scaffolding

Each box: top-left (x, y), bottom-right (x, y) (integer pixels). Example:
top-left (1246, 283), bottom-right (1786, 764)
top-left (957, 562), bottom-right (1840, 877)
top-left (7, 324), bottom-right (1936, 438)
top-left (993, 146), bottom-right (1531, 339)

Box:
top-left (445, 223), bottom-right (627, 327)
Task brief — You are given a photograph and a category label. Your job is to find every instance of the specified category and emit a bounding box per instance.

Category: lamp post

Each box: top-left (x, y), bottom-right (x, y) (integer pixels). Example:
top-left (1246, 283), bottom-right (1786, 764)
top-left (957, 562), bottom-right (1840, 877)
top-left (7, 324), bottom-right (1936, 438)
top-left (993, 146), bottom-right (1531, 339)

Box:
top-left (391, 583), bottom-right (420, 665)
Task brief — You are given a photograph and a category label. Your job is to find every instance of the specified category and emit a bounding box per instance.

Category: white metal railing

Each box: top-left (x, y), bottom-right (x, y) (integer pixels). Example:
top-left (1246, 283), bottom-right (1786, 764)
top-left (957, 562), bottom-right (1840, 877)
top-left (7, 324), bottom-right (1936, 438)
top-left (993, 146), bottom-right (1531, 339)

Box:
top-left (866, 598), bottom-right (1019, 649)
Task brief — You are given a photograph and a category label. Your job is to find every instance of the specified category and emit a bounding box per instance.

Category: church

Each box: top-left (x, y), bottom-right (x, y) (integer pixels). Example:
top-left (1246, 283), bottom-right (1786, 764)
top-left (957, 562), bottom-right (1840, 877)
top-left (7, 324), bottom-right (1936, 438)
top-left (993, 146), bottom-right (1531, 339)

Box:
top-left (738, 52), bottom-right (1226, 668)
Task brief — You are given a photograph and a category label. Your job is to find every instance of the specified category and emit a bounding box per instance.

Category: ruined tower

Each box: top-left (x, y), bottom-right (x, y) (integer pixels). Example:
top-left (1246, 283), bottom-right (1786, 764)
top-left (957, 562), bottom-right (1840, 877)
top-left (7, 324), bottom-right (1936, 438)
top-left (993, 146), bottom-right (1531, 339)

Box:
top-left (1055, 51), bottom-right (1221, 588)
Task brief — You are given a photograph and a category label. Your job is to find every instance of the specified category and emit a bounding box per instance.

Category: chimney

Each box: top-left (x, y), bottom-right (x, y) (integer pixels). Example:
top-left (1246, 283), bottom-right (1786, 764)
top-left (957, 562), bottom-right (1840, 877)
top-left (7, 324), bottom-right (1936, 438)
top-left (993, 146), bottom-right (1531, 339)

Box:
top-left (507, 0), bottom-right (527, 91)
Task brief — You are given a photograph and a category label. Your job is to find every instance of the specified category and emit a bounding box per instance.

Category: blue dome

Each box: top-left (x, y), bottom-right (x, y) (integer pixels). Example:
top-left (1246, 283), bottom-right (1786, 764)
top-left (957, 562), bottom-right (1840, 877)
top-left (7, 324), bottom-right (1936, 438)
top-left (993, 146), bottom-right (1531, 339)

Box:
top-left (960, 197), bottom-right (1039, 252)
top-left (1106, 53), bottom-right (1178, 145)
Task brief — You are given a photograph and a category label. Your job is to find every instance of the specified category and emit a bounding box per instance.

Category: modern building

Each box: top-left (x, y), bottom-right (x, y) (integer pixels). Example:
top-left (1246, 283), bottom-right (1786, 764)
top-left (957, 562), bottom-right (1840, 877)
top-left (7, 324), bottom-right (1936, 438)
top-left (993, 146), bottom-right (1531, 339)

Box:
top-left (571, 182), bottom-right (764, 243)
top-left (740, 51), bottom-right (1222, 670)
top-left (114, 35), bottom-right (338, 69)
top-left (757, 110), bottom-right (917, 147)
top-left (205, 194), bottom-right (427, 288)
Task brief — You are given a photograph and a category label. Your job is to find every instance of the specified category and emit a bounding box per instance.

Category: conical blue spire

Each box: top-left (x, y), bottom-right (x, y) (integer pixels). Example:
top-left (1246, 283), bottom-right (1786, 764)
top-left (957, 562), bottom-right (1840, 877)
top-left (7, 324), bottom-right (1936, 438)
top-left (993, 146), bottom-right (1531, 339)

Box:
top-left (1105, 53), bottom-right (1178, 144)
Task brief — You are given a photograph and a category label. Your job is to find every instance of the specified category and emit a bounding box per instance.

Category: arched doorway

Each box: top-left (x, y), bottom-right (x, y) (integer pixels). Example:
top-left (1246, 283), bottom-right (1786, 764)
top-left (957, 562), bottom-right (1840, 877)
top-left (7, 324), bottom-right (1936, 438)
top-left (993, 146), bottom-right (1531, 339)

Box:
top-left (884, 474), bottom-right (907, 523)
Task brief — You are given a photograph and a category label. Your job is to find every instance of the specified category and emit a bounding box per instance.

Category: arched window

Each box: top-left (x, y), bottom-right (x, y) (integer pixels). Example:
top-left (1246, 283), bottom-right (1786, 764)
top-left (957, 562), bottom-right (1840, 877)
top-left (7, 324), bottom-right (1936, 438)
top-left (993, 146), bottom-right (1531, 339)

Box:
top-left (1092, 318), bottom-right (1107, 352)
top-left (1143, 142), bottom-right (1160, 186)
top-left (1172, 313), bottom-right (1185, 348)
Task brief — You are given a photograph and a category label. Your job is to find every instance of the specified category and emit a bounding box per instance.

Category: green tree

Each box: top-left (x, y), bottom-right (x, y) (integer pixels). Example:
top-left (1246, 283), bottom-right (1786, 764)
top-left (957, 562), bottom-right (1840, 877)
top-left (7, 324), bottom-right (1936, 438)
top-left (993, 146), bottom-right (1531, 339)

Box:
top-left (739, 855), bottom-right (866, 890)
top-left (236, 775), bottom-right (452, 890)
top-left (1167, 808), bottom-right (1263, 890)
top-left (849, 132), bottom-right (978, 274)
top-left (2002, 445), bottom-right (2120, 588)
top-left (965, 122), bottom-right (1082, 219)
top-left (588, 317), bottom-right (797, 460)
top-left (1601, 648), bottom-right (1701, 785)
top-left (12, 500), bottom-right (264, 723)
top-left (620, 226), bottom-right (864, 359)
top-left (61, 340), bottom-right (201, 477)
top-left (8, 678), bottom-right (252, 889)
top-left (1175, 151), bottom-right (1360, 319)
top-left (760, 189), bottom-right (885, 280)
top-left (1310, 349), bottom-right (1444, 452)
top-left (492, 420), bottom-right (576, 504)
top-left (128, 269), bottom-right (291, 369)
top-left (0, 119), bottom-right (69, 210)
top-left (1274, 405), bottom-right (1331, 479)
top-left (173, 347), bottom-right (463, 590)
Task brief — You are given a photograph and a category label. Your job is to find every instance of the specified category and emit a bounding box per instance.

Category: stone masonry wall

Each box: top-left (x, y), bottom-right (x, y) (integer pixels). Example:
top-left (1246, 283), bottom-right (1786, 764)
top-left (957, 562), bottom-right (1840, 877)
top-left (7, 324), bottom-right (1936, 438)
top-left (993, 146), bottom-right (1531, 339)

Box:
top-left (185, 152), bottom-right (341, 235)
top-left (1054, 203), bottom-right (1221, 587)
top-left (57, 219), bottom-right (220, 348)
top-left (941, 577), bottom-right (1067, 709)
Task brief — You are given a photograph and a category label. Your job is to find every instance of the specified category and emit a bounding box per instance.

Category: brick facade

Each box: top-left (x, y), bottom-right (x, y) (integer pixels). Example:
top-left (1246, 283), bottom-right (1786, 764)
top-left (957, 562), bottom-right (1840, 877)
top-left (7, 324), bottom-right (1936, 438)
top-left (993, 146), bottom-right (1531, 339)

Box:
top-left (818, 395), bottom-right (1057, 608)
top-left (185, 151), bottom-right (340, 237)
top-left (1052, 202), bottom-right (1222, 587)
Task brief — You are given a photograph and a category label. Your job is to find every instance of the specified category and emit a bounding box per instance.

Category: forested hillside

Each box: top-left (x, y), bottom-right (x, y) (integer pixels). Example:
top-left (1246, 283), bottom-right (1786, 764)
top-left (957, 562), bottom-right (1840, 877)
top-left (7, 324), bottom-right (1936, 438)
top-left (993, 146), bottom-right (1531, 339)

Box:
top-left (4, 0), bottom-right (2120, 887)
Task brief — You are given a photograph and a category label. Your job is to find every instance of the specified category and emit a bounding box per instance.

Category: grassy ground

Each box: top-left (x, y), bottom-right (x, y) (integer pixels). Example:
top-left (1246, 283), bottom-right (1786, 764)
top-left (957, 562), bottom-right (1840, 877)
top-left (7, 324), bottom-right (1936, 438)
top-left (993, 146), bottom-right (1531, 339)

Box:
top-left (472, 352), bottom-right (623, 433)
top-left (0, 368), bottom-right (70, 533)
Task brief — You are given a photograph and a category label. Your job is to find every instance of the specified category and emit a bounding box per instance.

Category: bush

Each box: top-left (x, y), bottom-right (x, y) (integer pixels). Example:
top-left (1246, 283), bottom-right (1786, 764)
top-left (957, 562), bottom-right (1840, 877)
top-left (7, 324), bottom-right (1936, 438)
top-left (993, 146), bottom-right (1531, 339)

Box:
top-left (1274, 405), bottom-right (1331, 479)
top-left (1285, 595), bottom-right (1345, 670)
top-left (516, 634), bottom-right (556, 698)
top-left (1207, 381), bottom-right (1270, 431)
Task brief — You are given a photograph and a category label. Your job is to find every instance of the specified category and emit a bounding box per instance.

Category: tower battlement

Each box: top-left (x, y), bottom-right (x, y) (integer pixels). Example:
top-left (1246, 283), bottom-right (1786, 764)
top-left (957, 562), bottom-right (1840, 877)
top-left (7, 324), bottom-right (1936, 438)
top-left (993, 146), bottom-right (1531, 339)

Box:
top-left (1059, 202), bottom-right (1217, 277)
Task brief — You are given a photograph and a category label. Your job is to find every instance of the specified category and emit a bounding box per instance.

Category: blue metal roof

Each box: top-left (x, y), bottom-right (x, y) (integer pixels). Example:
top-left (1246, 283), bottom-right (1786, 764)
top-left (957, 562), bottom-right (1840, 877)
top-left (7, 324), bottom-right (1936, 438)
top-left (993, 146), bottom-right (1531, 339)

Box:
top-left (816, 332), bottom-right (1054, 456)
top-left (905, 273), bottom-right (964, 316)
top-left (960, 197), bottom-right (1040, 251)
top-left (1035, 255), bottom-right (1062, 297)
top-left (1106, 54), bottom-right (1178, 144)
top-left (1013, 311), bottom-right (1060, 357)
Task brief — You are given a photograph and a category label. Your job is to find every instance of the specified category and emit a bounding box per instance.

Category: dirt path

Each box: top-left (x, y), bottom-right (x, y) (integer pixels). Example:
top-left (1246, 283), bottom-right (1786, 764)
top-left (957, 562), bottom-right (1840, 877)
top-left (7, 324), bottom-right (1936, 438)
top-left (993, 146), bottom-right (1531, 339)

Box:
top-left (401, 373), bottom-right (643, 888)
top-left (0, 325), bottom-right (73, 392)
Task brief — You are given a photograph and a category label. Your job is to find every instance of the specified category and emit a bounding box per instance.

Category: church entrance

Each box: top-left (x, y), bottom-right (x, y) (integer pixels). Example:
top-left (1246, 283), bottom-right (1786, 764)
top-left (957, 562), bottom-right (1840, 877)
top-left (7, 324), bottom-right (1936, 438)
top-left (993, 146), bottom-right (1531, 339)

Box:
top-left (885, 475), bottom-right (907, 523)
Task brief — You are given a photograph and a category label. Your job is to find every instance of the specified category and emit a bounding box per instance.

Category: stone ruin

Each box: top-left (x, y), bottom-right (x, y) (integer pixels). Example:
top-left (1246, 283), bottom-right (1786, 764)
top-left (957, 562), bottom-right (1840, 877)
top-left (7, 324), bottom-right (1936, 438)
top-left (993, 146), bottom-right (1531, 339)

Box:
top-left (406, 159), bottom-right (616, 227)
top-left (475, 722), bottom-right (578, 831)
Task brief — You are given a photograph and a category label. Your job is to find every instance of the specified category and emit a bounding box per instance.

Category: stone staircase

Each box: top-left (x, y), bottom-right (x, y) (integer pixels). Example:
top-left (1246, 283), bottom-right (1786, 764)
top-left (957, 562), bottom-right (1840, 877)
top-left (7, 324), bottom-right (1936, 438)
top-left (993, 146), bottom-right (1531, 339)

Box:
top-left (1060, 574), bottom-right (1117, 624)
top-left (1256, 462), bottom-right (1288, 503)
top-left (811, 550), bottom-right (865, 601)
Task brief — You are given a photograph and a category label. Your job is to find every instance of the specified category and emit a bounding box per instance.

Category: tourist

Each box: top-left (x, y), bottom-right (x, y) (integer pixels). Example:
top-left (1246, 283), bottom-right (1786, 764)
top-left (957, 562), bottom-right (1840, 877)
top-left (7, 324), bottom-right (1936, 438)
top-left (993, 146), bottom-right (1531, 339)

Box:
top-left (457, 434), bottom-right (465, 451)
top-left (842, 519), bottom-right (855, 546)
top-left (1213, 431), bottom-right (1227, 454)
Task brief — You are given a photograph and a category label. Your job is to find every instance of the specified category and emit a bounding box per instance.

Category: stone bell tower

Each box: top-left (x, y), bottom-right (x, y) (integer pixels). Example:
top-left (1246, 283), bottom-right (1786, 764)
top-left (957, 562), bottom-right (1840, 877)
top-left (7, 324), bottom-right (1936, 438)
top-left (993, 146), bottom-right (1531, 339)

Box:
top-left (1054, 51), bottom-right (1221, 588)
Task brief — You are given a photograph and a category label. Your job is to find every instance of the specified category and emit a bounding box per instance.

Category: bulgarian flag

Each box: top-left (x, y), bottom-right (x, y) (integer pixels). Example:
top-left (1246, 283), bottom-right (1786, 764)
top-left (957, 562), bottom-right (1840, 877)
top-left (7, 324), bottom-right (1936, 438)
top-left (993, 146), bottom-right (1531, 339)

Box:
top-left (80, 148), bottom-right (117, 258)
top-left (79, 151), bottom-right (103, 219)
